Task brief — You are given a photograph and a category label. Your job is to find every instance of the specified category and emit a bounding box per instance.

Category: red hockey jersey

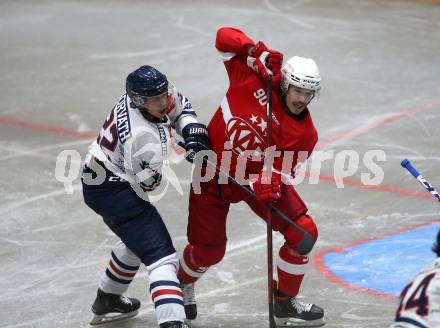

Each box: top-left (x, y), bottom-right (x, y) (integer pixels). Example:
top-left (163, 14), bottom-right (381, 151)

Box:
top-left (208, 27), bottom-right (318, 179)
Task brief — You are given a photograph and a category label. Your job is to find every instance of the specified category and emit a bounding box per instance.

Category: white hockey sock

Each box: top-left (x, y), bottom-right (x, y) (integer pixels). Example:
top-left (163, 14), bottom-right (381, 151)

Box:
top-left (148, 253), bottom-right (185, 324)
top-left (99, 241), bottom-right (141, 295)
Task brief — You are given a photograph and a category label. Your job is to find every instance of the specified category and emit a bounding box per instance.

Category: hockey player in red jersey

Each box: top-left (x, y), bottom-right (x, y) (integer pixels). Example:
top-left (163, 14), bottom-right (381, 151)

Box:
top-left (178, 27), bottom-right (325, 327)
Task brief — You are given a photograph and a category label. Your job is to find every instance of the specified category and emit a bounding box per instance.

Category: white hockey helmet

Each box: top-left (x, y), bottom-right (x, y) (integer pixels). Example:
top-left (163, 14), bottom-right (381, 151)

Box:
top-left (281, 56), bottom-right (321, 101)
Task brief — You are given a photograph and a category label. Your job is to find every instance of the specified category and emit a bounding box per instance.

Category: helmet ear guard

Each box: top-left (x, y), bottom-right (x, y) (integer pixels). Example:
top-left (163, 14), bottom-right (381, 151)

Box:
top-left (130, 94), bottom-right (146, 107)
top-left (281, 56), bottom-right (322, 102)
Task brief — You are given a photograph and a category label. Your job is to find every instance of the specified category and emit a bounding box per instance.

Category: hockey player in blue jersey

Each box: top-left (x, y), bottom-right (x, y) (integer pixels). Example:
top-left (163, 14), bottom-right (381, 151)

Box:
top-left (81, 65), bottom-right (210, 328)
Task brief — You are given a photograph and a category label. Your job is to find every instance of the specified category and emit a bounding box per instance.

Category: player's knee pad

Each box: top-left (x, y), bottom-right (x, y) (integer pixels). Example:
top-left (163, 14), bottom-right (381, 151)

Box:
top-left (192, 243), bottom-right (227, 267)
top-left (146, 252), bottom-right (179, 274)
top-left (281, 214), bottom-right (318, 256)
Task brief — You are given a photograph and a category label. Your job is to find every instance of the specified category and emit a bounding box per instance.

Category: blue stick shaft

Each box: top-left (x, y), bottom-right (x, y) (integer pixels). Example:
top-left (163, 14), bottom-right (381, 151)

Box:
top-left (401, 159), bottom-right (440, 203)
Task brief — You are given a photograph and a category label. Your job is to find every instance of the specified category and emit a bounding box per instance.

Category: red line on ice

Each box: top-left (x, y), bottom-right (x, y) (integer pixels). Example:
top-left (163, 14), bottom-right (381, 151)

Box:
top-left (0, 116), bottom-right (97, 139)
top-left (301, 172), bottom-right (434, 201)
top-left (316, 98), bottom-right (440, 150)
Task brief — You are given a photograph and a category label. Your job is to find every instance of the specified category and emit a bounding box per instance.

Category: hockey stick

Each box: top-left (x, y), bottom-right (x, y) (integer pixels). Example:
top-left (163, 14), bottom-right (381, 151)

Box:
top-left (401, 159), bottom-right (440, 203)
top-left (265, 75), bottom-right (277, 328)
top-left (177, 141), bottom-right (316, 255)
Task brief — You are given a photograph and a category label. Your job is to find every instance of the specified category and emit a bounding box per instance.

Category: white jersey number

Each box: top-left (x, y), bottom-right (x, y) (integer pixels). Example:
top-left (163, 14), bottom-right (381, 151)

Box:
top-left (253, 88), bottom-right (267, 106)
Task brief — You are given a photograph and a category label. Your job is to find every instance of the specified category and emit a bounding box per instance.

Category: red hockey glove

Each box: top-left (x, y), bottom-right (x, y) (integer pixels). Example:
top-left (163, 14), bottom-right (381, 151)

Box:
top-left (252, 41), bottom-right (269, 58)
top-left (250, 54), bottom-right (270, 80)
top-left (249, 170), bottom-right (281, 204)
top-left (249, 41), bottom-right (284, 78)
top-left (266, 50), bottom-right (283, 75)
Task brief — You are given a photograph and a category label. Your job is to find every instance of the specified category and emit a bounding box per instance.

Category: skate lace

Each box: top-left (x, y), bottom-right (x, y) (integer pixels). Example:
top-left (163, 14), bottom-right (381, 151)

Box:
top-left (183, 284), bottom-right (196, 303)
top-left (290, 298), bottom-right (312, 314)
top-left (120, 295), bottom-right (132, 305)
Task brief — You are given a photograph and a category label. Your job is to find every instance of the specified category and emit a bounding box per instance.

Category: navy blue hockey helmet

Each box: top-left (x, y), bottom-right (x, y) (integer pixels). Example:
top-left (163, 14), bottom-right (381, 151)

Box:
top-left (126, 65), bottom-right (168, 107)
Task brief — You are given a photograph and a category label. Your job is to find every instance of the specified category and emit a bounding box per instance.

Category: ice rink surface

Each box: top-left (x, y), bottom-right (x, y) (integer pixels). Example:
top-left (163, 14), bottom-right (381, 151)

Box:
top-left (1, 0), bottom-right (440, 327)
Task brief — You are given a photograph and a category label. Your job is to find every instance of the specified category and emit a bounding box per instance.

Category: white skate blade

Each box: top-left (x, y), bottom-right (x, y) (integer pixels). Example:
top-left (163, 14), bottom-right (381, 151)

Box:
top-left (89, 310), bottom-right (138, 326)
top-left (274, 316), bottom-right (325, 327)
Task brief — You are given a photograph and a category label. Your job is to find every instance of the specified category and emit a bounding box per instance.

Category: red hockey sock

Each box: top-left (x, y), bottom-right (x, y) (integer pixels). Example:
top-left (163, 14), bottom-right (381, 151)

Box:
top-left (277, 245), bottom-right (309, 296)
top-left (178, 244), bottom-right (208, 284)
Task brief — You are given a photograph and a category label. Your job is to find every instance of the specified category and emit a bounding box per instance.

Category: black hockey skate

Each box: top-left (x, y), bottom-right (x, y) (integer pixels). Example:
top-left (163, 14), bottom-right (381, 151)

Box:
top-left (182, 283), bottom-right (197, 320)
top-left (274, 290), bottom-right (325, 327)
top-left (89, 289), bottom-right (141, 325)
top-left (160, 321), bottom-right (189, 328)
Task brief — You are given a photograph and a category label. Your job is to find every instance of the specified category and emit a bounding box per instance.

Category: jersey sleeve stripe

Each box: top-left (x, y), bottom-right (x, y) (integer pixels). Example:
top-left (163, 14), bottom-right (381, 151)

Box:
top-left (220, 96), bottom-right (233, 124)
top-left (218, 50), bottom-right (236, 62)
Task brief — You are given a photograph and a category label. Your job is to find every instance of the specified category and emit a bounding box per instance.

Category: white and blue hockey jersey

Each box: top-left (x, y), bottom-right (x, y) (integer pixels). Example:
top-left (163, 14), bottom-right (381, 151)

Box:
top-left (87, 85), bottom-right (197, 192)
top-left (390, 258), bottom-right (440, 328)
